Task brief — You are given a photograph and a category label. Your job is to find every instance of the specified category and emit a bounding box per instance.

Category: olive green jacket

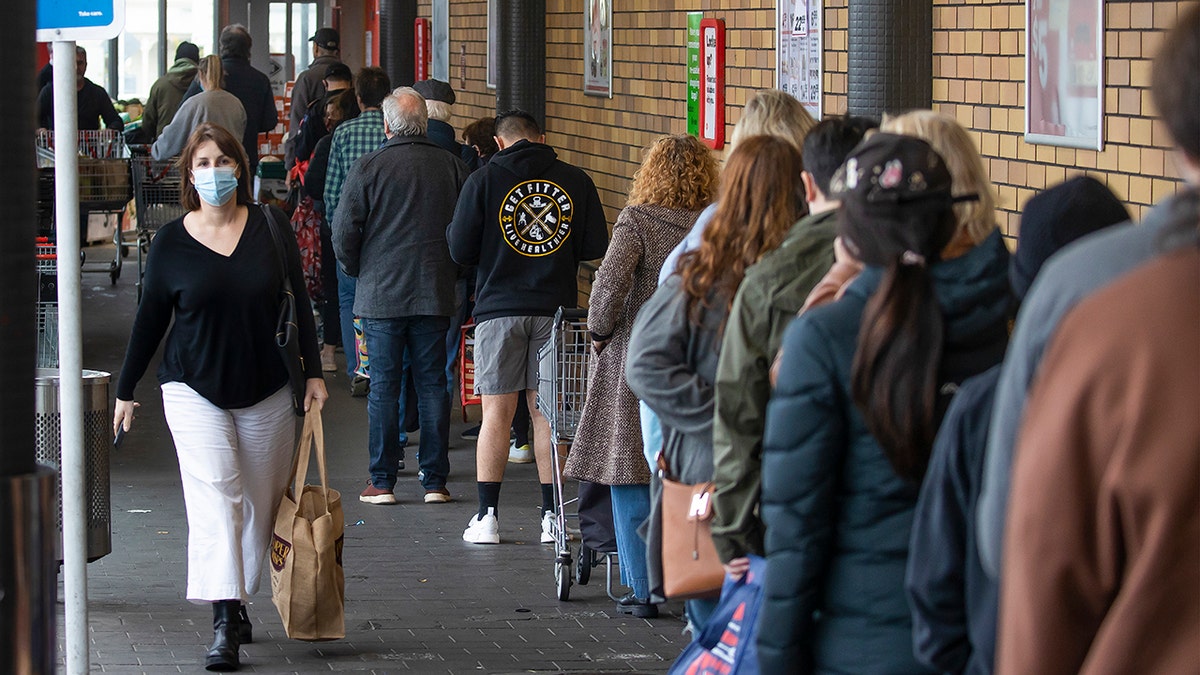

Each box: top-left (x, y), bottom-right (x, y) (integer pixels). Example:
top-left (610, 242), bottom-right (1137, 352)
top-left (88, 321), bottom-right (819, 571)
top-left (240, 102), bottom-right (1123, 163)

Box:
top-left (710, 208), bottom-right (837, 562)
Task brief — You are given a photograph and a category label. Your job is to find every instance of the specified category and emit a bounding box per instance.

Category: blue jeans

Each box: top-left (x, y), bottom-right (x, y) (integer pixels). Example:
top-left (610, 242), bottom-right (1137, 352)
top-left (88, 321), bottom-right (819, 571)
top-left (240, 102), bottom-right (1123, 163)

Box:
top-left (687, 597), bottom-right (719, 633)
top-left (363, 316), bottom-right (451, 491)
top-left (610, 484), bottom-right (651, 599)
top-left (444, 275), bottom-right (473, 399)
top-left (336, 266), bottom-right (358, 379)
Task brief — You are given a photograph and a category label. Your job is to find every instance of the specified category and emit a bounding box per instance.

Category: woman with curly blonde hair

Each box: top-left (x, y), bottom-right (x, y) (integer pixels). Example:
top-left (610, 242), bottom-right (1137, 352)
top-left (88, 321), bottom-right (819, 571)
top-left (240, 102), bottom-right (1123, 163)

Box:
top-left (564, 134), bottom-right (718, 618)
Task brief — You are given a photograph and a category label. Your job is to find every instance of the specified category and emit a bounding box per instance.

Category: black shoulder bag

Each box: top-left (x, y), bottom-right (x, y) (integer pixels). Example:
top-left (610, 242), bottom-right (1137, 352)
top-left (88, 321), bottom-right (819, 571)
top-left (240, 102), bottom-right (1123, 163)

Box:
top-left (262, 204), bottom-right (307, 416)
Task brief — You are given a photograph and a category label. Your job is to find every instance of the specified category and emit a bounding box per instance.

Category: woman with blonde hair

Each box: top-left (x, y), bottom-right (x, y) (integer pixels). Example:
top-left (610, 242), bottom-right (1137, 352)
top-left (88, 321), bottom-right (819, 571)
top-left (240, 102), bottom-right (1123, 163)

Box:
top-left (627, 134), bottom-right (807, 630)
top-left (799, 109), bottom-right (1005, 310)
top-left (565, 134), bottom-right (718, 618)
top-left (152, 55), bottom-right (247, 160)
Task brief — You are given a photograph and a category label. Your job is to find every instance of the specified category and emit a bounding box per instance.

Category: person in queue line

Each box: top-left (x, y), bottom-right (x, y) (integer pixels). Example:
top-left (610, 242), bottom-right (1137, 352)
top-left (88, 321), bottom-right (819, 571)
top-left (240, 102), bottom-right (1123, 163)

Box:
top-left (564, 134), bottom-right (719, 619)
top-left (290, 62), bottom-right (355, 172)
top-left (325, 66), bottom-right (391, 394)
top-left (904, 176), bottom-right (1129, 675)
top-left (976, 1), bottom-right (1200, 583)
top-left (112, 122), bottom-right (327, 672)
top-left (448, 109), bottom-right (609, 545)
top-left (332, 87), bottom-right (470, 506)
top-left (285, 27), bottom-right (343, 169)
top-left (182, 24), bottom-right (278, 172)
top-left (414, 78), bottom-right (480, 170)
top-left (304, 89), bottom-right (360, 373)
top-left (152, 55), bottom-right (247, 161)
top-left (36, 45), bottom-right (125, 132)
top-left (991, 7), bottom-right (1200, 673)
top-left (625, 135), bottom-right (808, 632)
top-left (636, 89), bottom-right (820, 492)
top-left (142, 41), bottom-right (200, 140)
top-left (709, 116), bottom-right (876, 576)
top-left (757, 133), bottom-right (1011, 674)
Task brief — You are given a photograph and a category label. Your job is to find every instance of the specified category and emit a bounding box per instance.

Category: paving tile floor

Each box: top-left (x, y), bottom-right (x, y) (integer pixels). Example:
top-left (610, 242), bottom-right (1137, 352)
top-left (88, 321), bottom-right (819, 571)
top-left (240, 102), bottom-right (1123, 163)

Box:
top-left (53, 246), bottom-right (689, 673)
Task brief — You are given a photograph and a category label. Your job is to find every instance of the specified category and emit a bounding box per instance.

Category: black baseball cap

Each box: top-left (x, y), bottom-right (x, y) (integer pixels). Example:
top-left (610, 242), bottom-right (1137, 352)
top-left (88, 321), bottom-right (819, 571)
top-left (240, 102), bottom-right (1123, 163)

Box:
top-left (310, 28), bottom-right (339, 51)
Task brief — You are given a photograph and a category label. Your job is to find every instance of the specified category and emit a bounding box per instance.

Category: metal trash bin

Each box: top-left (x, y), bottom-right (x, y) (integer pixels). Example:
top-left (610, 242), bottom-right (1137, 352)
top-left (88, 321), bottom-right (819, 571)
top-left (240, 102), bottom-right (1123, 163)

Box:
top-left (33, 368), bottom-right (112, 562)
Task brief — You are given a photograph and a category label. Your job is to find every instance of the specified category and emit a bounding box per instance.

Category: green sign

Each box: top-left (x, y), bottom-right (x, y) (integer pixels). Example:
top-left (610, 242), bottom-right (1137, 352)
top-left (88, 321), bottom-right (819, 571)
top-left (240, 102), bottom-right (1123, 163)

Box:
top-left (687, 12), bottom-right (702, 136)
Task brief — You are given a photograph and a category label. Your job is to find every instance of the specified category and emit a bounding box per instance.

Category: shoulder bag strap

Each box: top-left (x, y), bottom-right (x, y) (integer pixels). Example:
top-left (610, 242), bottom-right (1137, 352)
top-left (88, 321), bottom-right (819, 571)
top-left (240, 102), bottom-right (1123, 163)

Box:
top-left (260, 204), bottom-right (289, 287)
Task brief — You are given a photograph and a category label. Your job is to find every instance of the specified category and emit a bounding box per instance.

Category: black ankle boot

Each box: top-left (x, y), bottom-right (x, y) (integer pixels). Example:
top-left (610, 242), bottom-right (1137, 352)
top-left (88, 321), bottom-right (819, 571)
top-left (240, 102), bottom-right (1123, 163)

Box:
top-left (205, 600), bottom-right (241, 671)
top-left (237, 603), bottom-right (253, 644)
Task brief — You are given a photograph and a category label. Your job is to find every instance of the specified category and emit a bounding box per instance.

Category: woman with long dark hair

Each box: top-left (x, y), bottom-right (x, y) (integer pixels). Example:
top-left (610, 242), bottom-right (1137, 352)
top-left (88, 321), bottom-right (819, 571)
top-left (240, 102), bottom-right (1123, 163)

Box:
top-left (114, 123), bottom-right (327, 671)
top-left (756, 133), bottom-right (1010, 674)
top-left (625, 134), bottom-right (807, 631)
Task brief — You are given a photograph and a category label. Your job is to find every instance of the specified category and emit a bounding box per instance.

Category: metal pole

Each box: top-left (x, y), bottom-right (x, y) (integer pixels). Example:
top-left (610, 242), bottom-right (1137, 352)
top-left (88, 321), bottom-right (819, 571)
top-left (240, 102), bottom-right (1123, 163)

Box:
top-left (52, 39), bottom-right (90, 675)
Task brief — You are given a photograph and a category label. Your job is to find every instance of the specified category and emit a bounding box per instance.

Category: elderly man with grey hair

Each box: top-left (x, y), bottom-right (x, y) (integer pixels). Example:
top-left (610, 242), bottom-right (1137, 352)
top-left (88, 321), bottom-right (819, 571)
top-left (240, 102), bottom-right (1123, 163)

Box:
top-left (332, 87), bottom-right (471, 506)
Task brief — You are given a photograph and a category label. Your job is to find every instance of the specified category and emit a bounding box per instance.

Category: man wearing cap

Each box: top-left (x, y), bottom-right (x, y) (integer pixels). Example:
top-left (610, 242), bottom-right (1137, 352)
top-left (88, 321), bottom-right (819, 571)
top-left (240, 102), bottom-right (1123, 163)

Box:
top-left (286, 28), bottom-right (343, 169)
top-left (290, 62), bottom-right (354, 166)
top-left (412, 78), bottom-right (479, 171)
top-left (142, 42), bottom-right (200, 140)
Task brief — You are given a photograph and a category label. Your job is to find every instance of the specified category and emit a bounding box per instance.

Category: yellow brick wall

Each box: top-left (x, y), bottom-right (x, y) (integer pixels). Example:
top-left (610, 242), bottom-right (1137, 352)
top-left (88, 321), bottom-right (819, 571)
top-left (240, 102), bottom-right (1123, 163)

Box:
top-left (922, 0), bottom-right (1196, 236)
top-left (413, 0), bottom-right (1191, 238)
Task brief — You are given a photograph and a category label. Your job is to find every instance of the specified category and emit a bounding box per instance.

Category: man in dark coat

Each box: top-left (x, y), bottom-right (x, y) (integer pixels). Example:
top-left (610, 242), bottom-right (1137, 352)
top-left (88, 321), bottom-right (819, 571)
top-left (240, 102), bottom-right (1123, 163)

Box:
top-left (285, 28), bottom-right (343, 168)
top-left (332, 87), bottom-right (470, 507)
top-left (181, 24), bottom-right (278, 170)
top-left (142, 42), bottom-right (200, 140)
top-left (36, 46), bottom-right (124, 132)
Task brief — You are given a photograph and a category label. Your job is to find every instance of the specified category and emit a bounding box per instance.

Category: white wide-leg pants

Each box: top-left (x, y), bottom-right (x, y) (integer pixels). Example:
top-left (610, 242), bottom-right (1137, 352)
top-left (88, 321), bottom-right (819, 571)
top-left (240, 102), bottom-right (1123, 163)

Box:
top-left (161, 382), bottom-right (296, 603)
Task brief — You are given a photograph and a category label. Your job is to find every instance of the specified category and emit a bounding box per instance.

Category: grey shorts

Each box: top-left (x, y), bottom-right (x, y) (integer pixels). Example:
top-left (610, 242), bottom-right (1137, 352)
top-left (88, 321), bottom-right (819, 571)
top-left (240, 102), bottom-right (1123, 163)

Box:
top-left (473, 315), bottom-right (554, 395)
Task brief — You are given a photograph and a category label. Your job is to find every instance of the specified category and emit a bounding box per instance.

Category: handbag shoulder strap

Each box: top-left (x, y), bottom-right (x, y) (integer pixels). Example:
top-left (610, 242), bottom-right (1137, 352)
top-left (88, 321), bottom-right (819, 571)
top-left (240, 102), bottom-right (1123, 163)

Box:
top-left (260, 204), bottom-right (289, 286)
top-left (290, 409), bottom-right (332, 511)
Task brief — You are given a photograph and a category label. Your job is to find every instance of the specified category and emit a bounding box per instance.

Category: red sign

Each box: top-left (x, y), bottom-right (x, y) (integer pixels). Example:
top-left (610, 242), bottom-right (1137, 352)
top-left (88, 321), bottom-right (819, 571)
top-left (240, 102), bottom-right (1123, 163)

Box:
top-left (415, 18), bottom-right (431, 81)
top-left (699, 19), bottom-right (726, 150)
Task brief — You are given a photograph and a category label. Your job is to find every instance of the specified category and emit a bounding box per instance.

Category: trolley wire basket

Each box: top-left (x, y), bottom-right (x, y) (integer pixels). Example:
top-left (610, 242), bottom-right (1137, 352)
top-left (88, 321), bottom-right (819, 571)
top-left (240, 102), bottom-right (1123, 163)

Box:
top-left (36, 238), bottom-right (58, 369)
top-left (36, 130), bottom-right (131, 212)
top-left (536, 308), bottom-right (591, 444)
top-left (128, 152), bottom-right (186, 299)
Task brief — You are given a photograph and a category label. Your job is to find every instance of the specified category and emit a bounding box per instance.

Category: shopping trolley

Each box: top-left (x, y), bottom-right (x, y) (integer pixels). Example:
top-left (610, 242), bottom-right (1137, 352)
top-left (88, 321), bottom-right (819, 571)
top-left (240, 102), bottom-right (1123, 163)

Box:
top-left (128, 151), bottom-right (187, 300)
top-left (536, 307), bottom-right (620, 601)
top-left (35, 130), bottom-right (130, 285)
top-left (35, 238), bottom-right (58, 368)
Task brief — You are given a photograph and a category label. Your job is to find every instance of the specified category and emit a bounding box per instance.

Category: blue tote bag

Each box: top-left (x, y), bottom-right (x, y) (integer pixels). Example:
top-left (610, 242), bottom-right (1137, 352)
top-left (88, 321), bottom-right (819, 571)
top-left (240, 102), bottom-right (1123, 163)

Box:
top-left (668, 555), bottom-right (766, 675)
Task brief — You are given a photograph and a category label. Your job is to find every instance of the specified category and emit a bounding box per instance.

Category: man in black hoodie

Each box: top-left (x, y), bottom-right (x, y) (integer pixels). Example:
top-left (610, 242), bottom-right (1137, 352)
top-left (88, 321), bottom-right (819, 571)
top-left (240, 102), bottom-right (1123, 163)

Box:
top-left (448, 110), bottom-right (608, 544)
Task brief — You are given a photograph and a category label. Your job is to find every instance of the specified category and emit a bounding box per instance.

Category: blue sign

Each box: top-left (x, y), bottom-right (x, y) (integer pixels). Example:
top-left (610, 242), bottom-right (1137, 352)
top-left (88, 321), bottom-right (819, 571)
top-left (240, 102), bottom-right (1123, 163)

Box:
top-left (37, 0), bottom-right (124, 41)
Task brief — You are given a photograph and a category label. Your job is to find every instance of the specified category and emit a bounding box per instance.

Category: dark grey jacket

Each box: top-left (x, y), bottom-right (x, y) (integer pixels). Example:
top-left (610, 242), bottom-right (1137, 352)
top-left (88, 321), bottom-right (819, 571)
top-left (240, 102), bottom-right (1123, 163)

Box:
top-left (331, 134), bottom-right (469, 319)
top-left (625, 274), bottom-right (728, 599)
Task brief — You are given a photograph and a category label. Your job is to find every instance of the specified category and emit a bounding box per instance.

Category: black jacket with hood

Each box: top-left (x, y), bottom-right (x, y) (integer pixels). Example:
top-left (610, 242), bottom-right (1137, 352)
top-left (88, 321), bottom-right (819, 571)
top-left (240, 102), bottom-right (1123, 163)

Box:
top-left (447, 139), bottom-right (608, 322)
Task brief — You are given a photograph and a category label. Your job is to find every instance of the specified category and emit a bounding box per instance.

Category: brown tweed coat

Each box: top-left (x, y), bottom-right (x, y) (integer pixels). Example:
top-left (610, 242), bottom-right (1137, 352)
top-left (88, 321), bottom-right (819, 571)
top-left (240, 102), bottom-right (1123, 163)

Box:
top-left (564, 204), bottom-right (702, 485)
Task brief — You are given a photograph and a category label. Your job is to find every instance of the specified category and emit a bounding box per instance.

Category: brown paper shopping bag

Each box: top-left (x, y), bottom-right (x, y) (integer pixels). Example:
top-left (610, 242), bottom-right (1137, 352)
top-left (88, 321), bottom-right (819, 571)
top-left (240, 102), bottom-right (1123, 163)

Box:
top-left (270, 410), bottom-right (345, 640)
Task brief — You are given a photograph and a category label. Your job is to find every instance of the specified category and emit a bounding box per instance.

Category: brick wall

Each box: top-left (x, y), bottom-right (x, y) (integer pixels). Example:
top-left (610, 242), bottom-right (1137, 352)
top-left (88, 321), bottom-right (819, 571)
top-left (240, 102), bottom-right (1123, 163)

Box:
top-left (415, 0), bottom-right (1191, 239)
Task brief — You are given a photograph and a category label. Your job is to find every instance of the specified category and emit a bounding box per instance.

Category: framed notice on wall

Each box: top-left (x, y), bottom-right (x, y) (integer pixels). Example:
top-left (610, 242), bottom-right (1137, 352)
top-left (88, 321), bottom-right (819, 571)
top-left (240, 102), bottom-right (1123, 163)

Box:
top-left (1025, 0), bottom-right (1103, 150)
top-left (487, 0), bottom-right (499, 89)
top-left (432, 0), bottom-right (449, 82)
top-left (777, 0), bottom-right (822, 120)
top-left (699, 18), bottom-right (726, 150)
top-left (585, 0), bottom-right (613, 97)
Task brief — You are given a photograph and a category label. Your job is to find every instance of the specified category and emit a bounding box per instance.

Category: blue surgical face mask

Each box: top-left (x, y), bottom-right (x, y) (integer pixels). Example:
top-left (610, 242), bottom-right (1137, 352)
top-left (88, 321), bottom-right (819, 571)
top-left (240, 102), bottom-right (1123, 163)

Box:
top-left (192, 166), bottom-right (239, 207)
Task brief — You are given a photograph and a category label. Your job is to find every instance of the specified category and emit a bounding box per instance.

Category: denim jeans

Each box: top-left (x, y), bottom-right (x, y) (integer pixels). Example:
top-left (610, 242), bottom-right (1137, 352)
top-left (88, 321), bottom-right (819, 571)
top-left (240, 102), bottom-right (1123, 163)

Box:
top-left (363, 316), bottom-right (451, 491)
top-left (610, 484), bottom-right (651, 599)
top-left (444, 275), bottom-right (474, 399)
top-left (335, 265), bottom-right (358, 379)
top-left (318, 221), bottom-right (340, 346)
top-left (639, 401), bottom-right (663, 473)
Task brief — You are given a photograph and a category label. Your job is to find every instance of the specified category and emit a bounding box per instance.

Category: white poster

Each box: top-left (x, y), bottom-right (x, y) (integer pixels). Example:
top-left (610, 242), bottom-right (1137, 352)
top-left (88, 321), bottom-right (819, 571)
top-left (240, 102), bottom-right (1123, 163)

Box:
top-left (584, 0), bottom-right (612, 97)
top-left (432, 0), bottom-right (449, 82)
top-left (777, 0), bottom-right (822, 120)
top-left (486, 0), bottom-right (499, 89)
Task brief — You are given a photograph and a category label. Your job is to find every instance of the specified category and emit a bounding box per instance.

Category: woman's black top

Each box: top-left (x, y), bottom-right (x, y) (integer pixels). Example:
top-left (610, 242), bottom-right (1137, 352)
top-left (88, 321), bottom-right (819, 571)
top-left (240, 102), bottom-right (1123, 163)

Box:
top-left (116, 204), bottom-right (322, 409)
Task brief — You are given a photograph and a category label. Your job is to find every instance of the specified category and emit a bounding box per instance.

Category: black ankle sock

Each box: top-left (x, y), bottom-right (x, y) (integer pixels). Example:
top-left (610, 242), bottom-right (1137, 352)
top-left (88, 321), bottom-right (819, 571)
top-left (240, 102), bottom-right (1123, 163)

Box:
top-left (540, 483), bottom-right (555, 514)
top-left (477, 482), bottom-right (501, 518)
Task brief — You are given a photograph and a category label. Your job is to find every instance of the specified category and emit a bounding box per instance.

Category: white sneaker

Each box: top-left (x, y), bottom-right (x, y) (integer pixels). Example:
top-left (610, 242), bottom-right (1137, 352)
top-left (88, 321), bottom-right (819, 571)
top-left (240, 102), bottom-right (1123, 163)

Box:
top-left (463, 508), bottom-right (500, 544)
top-left (540, 510), bottom-right (556, 544)
top-left (508, 441), bottom-right (534, 464)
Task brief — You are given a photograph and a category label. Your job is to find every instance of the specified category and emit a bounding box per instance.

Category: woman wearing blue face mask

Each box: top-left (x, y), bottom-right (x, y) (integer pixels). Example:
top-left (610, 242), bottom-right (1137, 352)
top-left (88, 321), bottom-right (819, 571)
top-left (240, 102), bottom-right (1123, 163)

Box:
top-left (114, 123), bottom-right (328, 671)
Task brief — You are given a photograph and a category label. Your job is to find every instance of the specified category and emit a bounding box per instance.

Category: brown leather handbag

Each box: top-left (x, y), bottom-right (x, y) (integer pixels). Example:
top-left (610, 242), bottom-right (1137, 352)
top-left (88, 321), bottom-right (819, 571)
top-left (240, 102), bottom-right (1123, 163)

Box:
top-left (659, 454), bottom-right (724, 600)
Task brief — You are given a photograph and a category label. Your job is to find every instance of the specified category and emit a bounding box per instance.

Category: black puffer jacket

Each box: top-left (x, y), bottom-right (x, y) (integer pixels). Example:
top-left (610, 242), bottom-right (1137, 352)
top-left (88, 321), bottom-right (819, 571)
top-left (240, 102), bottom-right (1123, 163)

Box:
top-left (758, 230), bottom-right (1011, 675)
